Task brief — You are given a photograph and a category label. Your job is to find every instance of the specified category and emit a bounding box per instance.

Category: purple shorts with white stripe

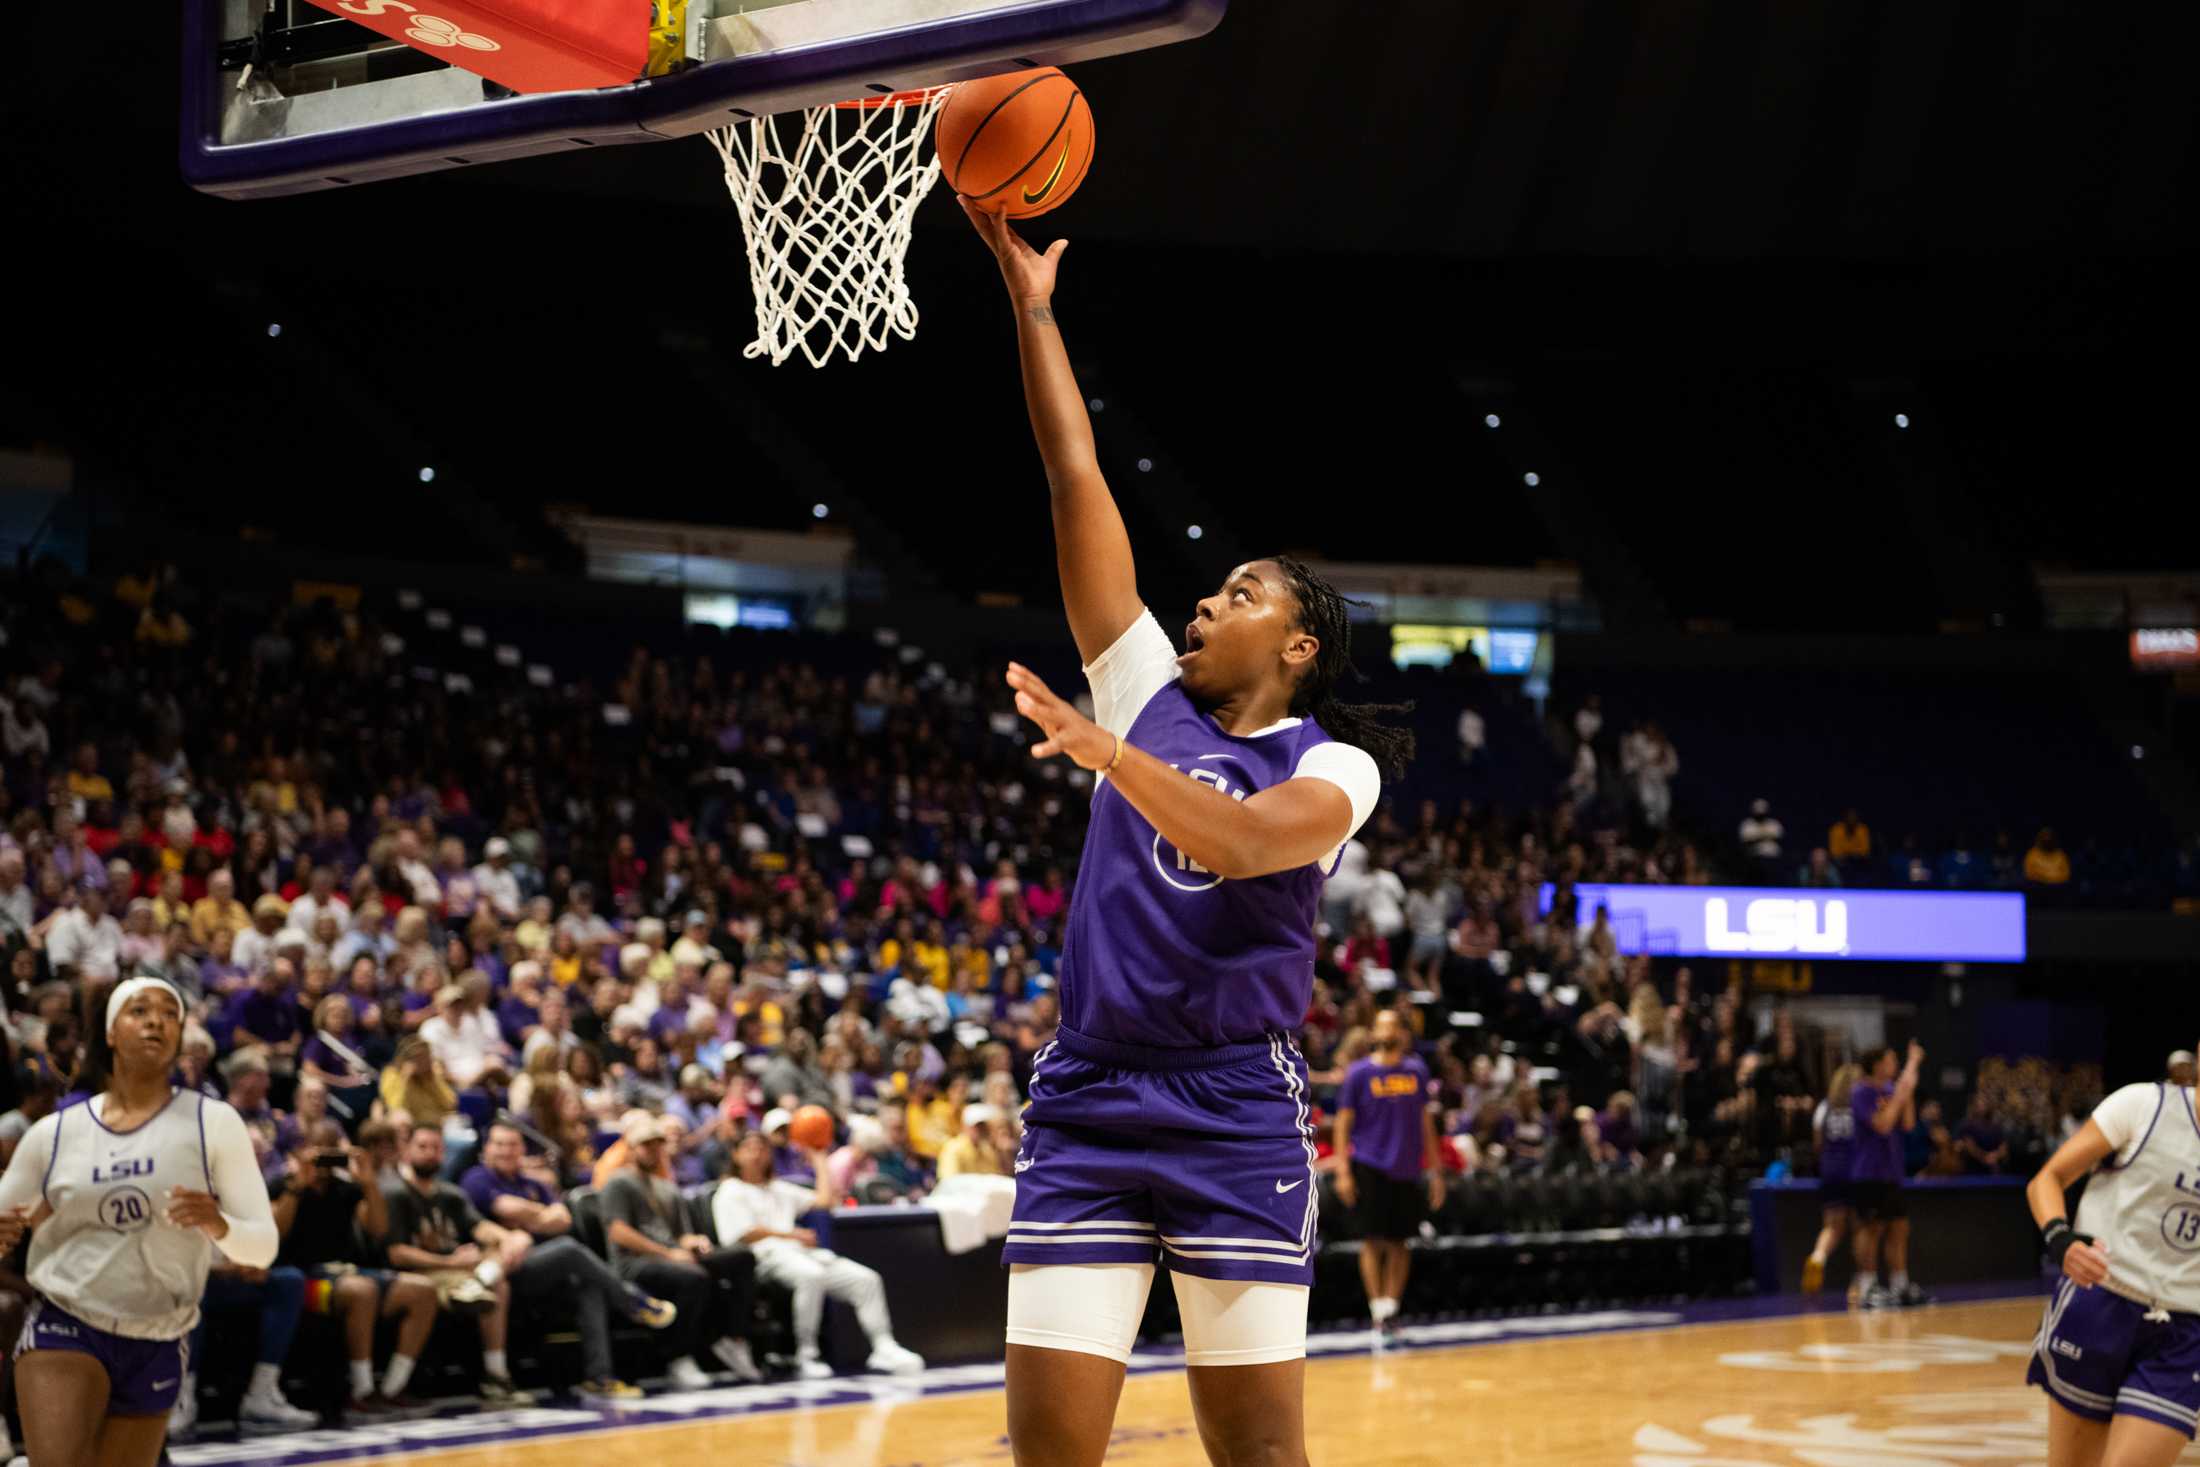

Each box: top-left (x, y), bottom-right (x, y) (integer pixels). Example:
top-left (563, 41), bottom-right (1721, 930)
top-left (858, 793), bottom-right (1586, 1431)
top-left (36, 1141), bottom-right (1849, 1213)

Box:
top-left (1005, 1025), bottom-right (1318, 1286)
top-left (2028, 1277), bottom-right (2200, 1438)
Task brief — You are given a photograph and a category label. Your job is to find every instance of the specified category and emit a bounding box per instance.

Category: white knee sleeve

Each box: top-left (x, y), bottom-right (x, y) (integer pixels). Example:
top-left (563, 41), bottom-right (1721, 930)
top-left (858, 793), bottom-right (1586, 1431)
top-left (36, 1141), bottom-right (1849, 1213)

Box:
top-left (1005, 1262), bottom-right (1154, 1364)
top-left (1171, 1273), bottom-right (1309, 1367)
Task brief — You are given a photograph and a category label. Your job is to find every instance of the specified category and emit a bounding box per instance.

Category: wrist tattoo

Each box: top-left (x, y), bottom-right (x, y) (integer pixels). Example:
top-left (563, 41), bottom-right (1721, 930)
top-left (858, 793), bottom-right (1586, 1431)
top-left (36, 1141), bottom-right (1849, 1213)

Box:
top-left (1027, 303), bottom-right (1056, 326)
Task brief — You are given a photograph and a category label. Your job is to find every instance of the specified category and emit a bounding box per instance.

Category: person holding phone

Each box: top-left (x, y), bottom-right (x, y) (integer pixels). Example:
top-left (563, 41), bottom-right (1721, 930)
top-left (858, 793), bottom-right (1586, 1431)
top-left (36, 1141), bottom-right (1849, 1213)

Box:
top-left (274, 1118), bottom-right (441, 1419)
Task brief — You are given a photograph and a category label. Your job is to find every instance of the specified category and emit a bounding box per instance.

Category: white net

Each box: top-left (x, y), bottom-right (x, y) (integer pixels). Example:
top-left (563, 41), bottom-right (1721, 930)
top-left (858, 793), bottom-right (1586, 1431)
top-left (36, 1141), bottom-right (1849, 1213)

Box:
top-left (707, 90), bottom-right (950, 369)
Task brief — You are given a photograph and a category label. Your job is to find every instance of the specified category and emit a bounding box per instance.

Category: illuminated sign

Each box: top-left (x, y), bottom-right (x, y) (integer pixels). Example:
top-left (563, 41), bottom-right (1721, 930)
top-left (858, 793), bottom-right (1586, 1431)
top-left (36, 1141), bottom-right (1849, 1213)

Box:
top-left (683, 593), bottom-right (794, 630)
top-left (1390, 624), bottom-right (1539, 674)
top-left (2132, 628), bottom-right (2200, 672)
top-left (1534, 883), bottom-right (2026, 963)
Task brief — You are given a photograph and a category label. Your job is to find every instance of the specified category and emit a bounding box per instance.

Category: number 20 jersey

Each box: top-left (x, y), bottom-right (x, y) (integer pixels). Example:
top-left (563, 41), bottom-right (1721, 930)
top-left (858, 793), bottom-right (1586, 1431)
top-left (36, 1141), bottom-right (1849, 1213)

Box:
top-left (23, 1092), bottom-right (219, 1339)
top-left (2076, 1083), bottom-right (2200, 1313)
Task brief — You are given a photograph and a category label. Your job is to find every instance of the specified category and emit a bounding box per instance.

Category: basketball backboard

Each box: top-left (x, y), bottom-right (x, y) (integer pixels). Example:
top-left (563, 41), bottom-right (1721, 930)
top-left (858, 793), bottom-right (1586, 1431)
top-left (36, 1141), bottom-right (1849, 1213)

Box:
top-left (183, 0), bottom-right (1224, 200)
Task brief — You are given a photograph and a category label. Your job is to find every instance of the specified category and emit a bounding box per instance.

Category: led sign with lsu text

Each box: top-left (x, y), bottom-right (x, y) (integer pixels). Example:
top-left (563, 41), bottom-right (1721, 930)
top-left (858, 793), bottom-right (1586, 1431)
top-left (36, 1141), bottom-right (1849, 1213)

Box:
top-left (1535, 883), bottom-right (2026, 963)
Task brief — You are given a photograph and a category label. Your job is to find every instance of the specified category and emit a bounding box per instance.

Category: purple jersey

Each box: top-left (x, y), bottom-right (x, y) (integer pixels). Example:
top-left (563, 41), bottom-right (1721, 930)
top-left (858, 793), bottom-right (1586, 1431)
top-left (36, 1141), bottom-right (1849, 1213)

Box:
top-left (460, 1164), bottom-right (553, 1221)
top-left (1818, 1093), bottom-right (1857, 1178)
top-left (1059, 612), bottom-right (1378, 1050)
top-left (1339, 1055), bottom-right (1431, 1181)
top-left (1848, 1081), bottom-right (1904, 1181)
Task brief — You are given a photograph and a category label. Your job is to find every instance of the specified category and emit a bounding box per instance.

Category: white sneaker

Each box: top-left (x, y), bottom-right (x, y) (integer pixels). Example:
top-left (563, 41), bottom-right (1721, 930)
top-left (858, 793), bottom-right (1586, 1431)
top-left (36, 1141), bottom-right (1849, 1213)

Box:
top-left (795, 1355), bottom-right (835, 1381)
top-left (866, 1342), bottom-right (925, 1377)
top-left (241, 1388), bottom-right (320, 1428)
top-left (665, 1356), bottom-right (713, 1390)
top-left (712, 1336), bottom-right (766, 1383)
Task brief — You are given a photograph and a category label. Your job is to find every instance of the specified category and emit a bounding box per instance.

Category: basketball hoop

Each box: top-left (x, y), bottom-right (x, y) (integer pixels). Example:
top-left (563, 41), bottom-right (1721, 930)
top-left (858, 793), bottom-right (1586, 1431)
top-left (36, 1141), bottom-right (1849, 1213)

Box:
top-left (707, 88), bottom-right (951, 368)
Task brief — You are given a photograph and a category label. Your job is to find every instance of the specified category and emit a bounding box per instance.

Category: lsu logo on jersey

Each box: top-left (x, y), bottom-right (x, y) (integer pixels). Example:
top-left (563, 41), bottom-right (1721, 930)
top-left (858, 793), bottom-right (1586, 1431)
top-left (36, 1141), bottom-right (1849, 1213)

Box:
top-left (1368, 1073), bottom-right (1423, 1099)
top-left (93, 1156), bottom-right (154, 1183)
top-left (1151, 755), bottom-right (1250, 893)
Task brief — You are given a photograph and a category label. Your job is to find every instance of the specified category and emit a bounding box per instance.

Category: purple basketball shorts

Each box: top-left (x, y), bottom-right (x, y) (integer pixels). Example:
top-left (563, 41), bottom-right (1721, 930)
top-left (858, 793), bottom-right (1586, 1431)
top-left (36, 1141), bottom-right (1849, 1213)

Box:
top-left (2028, 1277), bottom-right (2200, 1437)
top-left (1005, 1025), bottom-right (1318, 1286)
top-left (15, 1296), bottom-right (189, 1417)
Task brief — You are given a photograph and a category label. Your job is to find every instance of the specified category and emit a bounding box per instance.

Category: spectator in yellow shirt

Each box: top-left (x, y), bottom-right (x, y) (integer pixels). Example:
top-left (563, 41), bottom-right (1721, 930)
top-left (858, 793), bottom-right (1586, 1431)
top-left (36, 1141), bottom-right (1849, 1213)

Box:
top-left (65, 742), bottom-right (113, 806)
top-left (911, 923), bottom-right (951, 991)
top-left (150, 869), bottom-right (191, 931)
top-left (1828, 808), bottom-right (1872, 864)
top-left (135, 596), bottom-right (192, 648)
top-left (114, 566), bottom-right (159, 610)
top-left (734, 980), bottom-right (787, 1049)
top-left (936, 1103), bottom-right (1013, 1179)
top-left (513, 895), bottom-right (555, 956)
top-left (378, 1036), bottom-right (459, 1128)
top-left (2023, 828), bottom-right (2071, 886)
top-left (902, 1076), bottom-right (956, 1161)
top-left (547, 926), bottom-right (584, 988)
top-left (949, 938), bottom-right (992, 991)
top-left (189, 867), bottom-right (251, 954)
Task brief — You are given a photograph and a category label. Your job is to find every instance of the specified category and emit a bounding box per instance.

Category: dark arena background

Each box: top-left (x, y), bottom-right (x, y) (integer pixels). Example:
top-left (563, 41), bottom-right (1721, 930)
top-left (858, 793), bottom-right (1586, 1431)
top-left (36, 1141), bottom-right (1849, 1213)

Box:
top-left (2, 1), bottom-right (2197, 1465)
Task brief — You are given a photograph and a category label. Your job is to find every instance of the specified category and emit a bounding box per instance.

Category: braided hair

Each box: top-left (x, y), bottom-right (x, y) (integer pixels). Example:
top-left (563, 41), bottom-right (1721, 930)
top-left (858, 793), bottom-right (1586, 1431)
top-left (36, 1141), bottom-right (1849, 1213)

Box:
top-left (1268, 555), bottom-right (1416, 783)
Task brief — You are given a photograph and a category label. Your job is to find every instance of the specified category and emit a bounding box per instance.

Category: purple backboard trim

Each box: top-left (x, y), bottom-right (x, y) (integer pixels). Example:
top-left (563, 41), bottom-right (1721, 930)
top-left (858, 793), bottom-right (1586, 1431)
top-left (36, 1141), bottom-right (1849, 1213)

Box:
top-left (182, 0), bottom-right (1225, 199)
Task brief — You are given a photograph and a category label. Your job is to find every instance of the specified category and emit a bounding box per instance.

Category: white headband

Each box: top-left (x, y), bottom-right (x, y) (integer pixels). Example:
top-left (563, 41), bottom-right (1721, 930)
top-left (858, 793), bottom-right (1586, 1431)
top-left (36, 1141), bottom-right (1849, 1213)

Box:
top-left (106, 976), bottom-right (186, 1035)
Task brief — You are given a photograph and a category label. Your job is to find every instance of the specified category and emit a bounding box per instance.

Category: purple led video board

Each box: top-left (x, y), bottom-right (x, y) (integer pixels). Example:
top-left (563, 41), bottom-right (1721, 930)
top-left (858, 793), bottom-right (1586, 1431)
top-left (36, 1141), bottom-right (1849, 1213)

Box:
top-left (1535, 884), bottom-right (2026, 963)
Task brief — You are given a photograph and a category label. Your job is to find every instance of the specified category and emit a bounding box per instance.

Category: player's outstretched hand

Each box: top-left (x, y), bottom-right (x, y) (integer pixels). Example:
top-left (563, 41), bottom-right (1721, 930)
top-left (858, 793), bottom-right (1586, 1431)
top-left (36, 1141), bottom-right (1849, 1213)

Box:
top-left (960, 197), bottom-right (1067, 305)
top-left (1006, 662), bottom-right (1112, 769)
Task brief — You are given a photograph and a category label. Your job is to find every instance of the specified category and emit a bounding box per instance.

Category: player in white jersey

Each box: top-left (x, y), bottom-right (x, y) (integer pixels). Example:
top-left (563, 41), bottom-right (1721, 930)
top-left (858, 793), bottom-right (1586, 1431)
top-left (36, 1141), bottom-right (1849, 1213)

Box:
top-left (2026, 1072), bottom-right (2200, 1467)
top-left (0, 977), bottom-right (278, 1466)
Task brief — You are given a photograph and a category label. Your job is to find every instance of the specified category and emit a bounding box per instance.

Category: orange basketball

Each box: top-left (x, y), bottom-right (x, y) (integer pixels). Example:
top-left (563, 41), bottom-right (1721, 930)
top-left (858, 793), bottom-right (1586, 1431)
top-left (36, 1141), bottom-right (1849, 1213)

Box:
top-left (935, 67), bottom-right (1095, 219)
top-left (790, 1104), bottom-right (835, 1151)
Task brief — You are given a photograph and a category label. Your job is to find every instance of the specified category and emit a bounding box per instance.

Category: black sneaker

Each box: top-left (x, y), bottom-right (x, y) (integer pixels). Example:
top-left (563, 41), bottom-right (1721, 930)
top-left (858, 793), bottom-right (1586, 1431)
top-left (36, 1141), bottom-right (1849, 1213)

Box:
top-left (1893, 1281), bottom-right (1931, 1308)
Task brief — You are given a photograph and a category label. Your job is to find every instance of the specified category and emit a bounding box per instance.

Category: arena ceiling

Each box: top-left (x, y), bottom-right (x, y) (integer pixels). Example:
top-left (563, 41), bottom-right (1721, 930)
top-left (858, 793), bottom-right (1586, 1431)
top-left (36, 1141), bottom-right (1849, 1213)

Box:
top-left (4, 0), bottom-right (2193, 621)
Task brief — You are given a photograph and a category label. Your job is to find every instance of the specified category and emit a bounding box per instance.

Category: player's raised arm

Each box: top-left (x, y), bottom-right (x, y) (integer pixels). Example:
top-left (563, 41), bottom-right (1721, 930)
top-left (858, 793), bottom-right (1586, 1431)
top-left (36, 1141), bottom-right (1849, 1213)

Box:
top-left (963, 199), bottom-right (1141, 666)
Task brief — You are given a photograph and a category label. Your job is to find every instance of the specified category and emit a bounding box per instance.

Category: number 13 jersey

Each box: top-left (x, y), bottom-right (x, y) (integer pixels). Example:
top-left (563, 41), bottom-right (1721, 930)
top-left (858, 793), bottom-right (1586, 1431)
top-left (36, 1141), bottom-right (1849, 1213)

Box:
top-left (1061, 609), bottom-right (1380, 1050)
top-left (2076, 1083), bottom-right (2200, 1313)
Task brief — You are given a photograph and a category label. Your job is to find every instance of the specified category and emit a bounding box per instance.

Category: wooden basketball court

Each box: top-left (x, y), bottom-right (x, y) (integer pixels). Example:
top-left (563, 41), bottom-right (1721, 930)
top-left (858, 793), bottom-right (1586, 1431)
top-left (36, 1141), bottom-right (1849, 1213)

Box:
top-left (176, 1293), bottom-right (2085, 1467)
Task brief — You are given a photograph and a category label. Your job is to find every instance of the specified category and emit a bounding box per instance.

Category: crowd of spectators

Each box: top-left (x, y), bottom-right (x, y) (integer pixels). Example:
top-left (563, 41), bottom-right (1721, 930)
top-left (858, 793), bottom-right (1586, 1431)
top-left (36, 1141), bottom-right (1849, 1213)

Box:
top-left (0, 562), bottom-right (2143, 1433)
top-left (1735, 797), bottom-right (2198, 906)
top-left (1867, 1055), bottom-right (2103, 1183)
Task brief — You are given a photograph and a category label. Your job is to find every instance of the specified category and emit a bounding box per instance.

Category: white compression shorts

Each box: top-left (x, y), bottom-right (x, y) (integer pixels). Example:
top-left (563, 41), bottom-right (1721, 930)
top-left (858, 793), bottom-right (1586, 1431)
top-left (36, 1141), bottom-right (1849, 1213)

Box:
top-left (1005, 1262), bottom-right (1308, 1367)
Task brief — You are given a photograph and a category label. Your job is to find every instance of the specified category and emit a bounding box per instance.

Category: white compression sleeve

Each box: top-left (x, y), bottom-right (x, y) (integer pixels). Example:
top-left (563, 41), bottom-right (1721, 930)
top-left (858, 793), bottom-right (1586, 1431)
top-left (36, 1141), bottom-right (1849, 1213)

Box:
top-left (200, 1100), bottom-right (279, 1267)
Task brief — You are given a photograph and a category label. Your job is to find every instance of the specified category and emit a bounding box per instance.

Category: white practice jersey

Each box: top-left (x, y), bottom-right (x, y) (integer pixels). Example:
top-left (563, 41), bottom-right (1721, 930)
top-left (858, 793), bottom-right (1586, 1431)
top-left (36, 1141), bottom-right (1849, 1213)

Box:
top-left (2074, 1083), bottom-right (2200, 1313)
top-left (0, 1090), bottom-right (276, 1340)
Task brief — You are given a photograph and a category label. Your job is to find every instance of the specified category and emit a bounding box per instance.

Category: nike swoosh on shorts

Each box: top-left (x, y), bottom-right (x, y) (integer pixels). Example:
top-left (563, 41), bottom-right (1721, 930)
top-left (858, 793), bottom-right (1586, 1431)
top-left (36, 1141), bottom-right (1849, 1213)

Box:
top-left (1275, 1179), bottom-right (1304, 1193)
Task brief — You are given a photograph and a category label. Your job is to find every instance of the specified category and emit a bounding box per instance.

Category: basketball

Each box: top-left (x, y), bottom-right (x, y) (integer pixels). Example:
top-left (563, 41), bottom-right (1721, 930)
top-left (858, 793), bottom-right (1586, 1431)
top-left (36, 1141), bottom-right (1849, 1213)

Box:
top-left (789, 1103), bottom-right (835, 1151)
top-left (934, 67), bottom-right (1095, 219)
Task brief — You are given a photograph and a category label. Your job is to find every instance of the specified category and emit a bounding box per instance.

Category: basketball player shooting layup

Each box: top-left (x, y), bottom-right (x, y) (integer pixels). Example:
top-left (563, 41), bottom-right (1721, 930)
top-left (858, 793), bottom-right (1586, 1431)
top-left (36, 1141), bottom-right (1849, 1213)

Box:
top-left (2026, 1059), bottom-right (2200, 1467)
top-left (962, 197), bottom-right (1414, 1467)
top-left (0, 976), bottom-right (279, 1467)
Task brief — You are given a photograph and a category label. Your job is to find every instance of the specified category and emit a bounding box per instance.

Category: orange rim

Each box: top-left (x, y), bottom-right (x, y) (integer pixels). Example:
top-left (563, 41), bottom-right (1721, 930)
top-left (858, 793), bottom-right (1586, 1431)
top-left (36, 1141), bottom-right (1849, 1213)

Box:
top-left (833, 87), bottom-right (948, 110)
